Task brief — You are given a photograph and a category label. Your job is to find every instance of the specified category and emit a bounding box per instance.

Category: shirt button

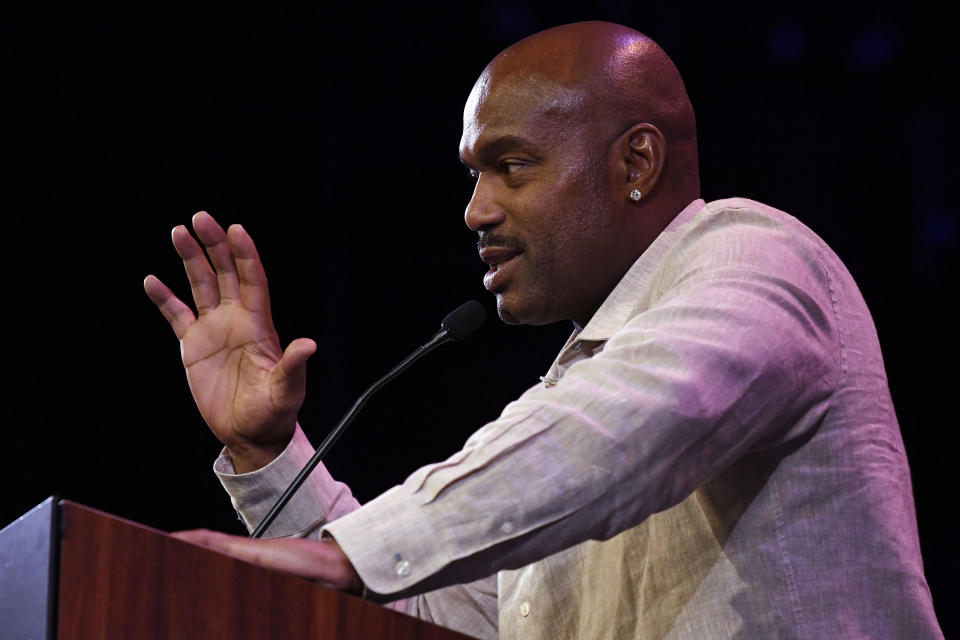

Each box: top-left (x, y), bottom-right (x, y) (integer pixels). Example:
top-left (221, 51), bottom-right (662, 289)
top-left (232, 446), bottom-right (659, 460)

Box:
top-left (500, 521), bottom-right (514, 534)
top-left (394, 559), bottom-right (411, 576)
top-left (520, 601), bottom-right (530, 617)
top-left (572, 341), bottom-right (582, 350)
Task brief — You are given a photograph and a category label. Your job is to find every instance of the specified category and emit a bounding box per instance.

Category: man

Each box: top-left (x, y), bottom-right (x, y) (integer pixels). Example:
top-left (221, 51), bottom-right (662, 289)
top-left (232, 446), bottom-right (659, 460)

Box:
top-left (145, 22), bottom-right (943, 639)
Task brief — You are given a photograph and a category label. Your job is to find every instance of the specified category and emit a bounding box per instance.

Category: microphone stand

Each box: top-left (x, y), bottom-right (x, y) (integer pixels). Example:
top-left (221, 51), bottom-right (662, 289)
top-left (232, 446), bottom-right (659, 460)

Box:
top-left (250, 328), bottom-right (455, 539)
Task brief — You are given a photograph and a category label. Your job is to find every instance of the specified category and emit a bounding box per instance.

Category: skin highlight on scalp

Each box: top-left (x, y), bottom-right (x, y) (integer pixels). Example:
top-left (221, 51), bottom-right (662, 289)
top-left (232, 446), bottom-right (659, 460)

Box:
top-left (488, 21), bottom-right (700, 203)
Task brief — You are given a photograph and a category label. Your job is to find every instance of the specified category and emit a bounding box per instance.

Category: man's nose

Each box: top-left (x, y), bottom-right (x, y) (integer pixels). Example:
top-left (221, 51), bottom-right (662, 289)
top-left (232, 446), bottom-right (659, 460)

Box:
top-left (464, 174), bottom-right (506, 232)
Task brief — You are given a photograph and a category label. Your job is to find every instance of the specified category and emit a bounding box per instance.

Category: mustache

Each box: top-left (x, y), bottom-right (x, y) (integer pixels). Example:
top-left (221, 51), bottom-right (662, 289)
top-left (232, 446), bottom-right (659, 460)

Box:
top-left (477, 233), bottom-right (526, 252)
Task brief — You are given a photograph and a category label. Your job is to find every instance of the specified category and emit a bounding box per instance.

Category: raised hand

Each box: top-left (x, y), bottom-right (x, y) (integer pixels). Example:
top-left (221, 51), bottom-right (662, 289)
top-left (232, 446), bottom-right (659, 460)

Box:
top-left (144, 212), bottom-right (316, 472)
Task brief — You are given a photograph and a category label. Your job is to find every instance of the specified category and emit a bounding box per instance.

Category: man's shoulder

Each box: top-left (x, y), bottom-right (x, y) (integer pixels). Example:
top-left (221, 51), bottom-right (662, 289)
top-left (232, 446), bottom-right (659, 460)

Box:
top-left (681, 196), bottom-right (828, 254)
top-left (697, 197), bottom-right (799, 227)
top-left (656, 196), bottom-right (841, 289)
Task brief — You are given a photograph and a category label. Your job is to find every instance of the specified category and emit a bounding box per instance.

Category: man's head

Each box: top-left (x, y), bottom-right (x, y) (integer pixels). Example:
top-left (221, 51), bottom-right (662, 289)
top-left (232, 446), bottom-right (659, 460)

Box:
top-left (459, 21), bottom-right (699, 327)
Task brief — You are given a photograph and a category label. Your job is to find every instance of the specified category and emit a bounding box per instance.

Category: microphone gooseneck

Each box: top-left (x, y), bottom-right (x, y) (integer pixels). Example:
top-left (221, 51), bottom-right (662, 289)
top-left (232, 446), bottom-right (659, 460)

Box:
top-left (250, 300), bottom-right (487, 539)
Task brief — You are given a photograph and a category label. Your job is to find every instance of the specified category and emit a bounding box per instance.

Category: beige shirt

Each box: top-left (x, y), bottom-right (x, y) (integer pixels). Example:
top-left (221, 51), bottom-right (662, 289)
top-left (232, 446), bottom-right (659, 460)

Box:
top-left (217, 198), bottom-right (943, 639)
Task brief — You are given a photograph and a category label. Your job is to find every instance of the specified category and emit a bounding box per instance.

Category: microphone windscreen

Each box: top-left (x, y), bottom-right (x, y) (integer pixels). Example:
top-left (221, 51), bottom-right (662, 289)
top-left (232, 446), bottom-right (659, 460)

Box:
top-left (441, 300), bottom-right (487, 341)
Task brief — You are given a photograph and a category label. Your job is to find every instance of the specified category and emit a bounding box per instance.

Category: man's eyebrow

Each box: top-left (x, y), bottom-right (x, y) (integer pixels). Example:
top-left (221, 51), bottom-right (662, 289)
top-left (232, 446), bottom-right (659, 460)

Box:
top-left (461, 135), bottom-right (543, 167)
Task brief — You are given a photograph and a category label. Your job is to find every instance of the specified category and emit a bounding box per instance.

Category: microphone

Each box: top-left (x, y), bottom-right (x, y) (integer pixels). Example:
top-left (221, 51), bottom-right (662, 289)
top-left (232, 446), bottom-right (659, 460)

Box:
top-left (250, 300), bottom-right (487, 539)
top-left (440, 299), bottom-right (486, 341)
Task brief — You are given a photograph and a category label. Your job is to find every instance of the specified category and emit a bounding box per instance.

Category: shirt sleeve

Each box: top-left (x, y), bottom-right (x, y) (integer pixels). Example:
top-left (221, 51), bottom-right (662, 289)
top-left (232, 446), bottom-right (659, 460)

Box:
top-left (214, 424), bottom-right (360, 537)
top-left (215, 424), bottom-right (499, 640)
top-left (322, 208), bottom-right (842, 600)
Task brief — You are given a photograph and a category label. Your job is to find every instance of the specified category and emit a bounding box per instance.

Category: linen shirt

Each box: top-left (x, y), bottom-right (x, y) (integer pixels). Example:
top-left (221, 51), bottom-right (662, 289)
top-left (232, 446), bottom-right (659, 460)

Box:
top-left (216, 198), bottom-right (943, 639)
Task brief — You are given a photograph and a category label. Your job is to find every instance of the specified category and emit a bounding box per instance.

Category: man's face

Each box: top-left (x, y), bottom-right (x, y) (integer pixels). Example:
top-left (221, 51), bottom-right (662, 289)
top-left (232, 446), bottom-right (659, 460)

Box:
top-left (459, 71), bottom-right (622, 326)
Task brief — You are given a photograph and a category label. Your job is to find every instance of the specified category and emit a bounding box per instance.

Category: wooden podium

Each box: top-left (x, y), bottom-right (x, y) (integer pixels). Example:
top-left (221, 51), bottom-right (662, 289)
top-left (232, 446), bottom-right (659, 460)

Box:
top-left (0, 498), bottom-right (478, 639)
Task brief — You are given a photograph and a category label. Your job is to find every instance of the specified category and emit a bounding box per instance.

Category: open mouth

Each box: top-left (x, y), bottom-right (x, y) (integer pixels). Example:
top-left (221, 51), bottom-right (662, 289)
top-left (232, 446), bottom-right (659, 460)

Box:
top-left (480, 247), bottom-right (522, 291)
top-left (487, 253), bottom-right (518, 272)
top-left (479, 246), bottom-right (521, 269)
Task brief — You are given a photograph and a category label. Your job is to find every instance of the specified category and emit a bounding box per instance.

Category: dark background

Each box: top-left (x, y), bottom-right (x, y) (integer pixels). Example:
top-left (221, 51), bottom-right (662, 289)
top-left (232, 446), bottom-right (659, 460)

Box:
top-left (4, 1), bottom-right (957, 634)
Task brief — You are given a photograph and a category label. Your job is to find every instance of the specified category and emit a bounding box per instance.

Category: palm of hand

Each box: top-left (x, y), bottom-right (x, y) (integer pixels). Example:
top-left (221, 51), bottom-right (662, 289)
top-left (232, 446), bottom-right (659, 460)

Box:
top-left (181, 304), bottom-right (293, 449)
top-left (145, 212), bottom-right (316, 468)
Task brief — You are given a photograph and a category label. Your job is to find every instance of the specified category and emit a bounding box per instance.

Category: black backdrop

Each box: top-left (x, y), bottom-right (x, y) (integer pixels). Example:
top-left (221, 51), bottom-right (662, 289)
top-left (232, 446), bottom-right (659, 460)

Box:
top-left (4, 1), bottom-right (957, 634)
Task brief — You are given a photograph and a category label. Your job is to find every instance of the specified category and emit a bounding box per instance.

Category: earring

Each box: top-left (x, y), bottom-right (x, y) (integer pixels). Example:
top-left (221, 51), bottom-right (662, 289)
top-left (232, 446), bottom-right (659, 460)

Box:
top-left (629, 189), bottom-right (643, 201)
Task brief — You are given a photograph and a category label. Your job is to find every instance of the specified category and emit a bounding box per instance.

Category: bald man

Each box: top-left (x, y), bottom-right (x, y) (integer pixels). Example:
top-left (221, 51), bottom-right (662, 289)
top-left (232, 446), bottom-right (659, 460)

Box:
top-left (149, 22), bottom-right (943, 640)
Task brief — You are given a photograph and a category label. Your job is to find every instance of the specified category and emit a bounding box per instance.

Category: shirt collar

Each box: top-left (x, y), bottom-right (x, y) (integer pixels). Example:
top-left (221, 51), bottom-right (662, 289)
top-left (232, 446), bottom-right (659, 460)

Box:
top-left (575, 198), bottom-right (706, 343)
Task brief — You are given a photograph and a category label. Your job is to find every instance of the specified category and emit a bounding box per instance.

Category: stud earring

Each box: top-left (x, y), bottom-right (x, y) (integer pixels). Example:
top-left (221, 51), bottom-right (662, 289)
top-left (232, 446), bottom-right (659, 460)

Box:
top-left (629, 189), bottom-right (643, 201)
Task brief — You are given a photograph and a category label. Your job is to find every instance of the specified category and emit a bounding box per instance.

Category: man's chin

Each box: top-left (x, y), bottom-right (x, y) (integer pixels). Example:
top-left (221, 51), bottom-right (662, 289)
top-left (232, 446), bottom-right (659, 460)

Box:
top-left (494, 294), bottom-right (559, 326)
top-left (495, 298), bottom-right (523, 325)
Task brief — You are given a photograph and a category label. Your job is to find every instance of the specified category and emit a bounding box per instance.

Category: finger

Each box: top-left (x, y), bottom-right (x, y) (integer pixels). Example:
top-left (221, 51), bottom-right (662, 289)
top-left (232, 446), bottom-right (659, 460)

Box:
top-left (171, 529), bottom-right (248, 561)
top-left (192, 211), bottom-right (242, 303)
top-left (171, 528), bottom-right (230, 547)
top-left (171, 223), bottom-right (221, 315)
top-left (226, 223), bottom-right (272, 314)
top-left (144, 274), bottom-right (197, 339)
top-left (271, 338), bottom-right (317, 409)
top-left (171, 530), bottom-right (358, 589)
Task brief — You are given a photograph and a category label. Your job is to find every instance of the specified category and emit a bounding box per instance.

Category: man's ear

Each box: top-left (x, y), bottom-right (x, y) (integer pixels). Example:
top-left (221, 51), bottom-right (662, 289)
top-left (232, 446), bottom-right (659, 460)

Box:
top-left (620, 123), bottom-right (666, 201)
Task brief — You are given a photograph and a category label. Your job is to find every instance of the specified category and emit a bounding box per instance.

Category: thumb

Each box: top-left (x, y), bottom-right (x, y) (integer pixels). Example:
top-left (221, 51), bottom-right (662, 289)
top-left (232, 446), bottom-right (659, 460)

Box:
top-left (272, 337), bottom-right (317, 399)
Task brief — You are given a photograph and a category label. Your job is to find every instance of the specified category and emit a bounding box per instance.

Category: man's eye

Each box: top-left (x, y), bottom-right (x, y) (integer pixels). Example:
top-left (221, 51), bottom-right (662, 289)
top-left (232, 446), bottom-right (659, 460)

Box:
top-left (501, 160), bottom-right (523, 174)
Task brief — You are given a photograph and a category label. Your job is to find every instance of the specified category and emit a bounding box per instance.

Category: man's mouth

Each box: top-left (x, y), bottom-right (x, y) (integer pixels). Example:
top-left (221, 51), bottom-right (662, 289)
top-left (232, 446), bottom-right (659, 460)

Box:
top-left (479, 246), bottom-right (522, 270)
top-left (479, 246), bottom-right (522, 291)
top-left (477, 234), bottom-right (526, 291)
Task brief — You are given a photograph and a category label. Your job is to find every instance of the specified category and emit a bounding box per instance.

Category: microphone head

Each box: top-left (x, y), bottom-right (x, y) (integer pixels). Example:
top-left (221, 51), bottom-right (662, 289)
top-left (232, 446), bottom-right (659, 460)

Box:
top-left (441, 300), bottom-right (487, 341)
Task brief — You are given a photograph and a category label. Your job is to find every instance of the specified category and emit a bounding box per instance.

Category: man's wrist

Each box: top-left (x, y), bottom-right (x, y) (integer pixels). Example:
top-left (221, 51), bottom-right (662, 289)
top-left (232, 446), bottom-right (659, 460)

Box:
top-left (226, 439), bottom-right (290, 474)
top-left (322, 538), bottom-right (365, 596)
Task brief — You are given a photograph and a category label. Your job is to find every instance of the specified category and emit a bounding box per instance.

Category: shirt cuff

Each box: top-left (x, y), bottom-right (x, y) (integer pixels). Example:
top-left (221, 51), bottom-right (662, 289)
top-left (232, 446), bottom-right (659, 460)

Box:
top-left (321, 485), bottom-right (451, 598)
top-left (214, 425), bottom-right (332, 537)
